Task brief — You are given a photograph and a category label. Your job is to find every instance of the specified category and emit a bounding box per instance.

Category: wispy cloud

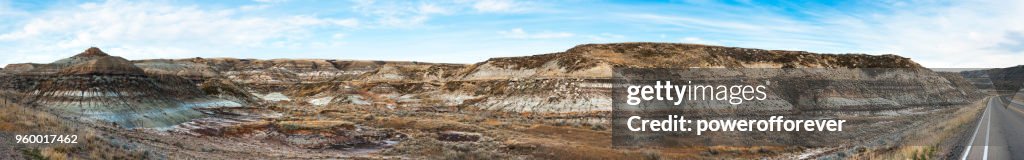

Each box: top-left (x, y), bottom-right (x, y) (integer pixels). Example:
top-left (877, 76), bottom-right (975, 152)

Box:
top-left (834, 0), bottom-right (1024, 67)
top-left (499, 28), bottom-right (573, 39)
top-left (0, 0), bottom-right (27, 17)
top-left (611, 0), bottom-right (1024, 67)
top-left (2, 0), bottom-right (1024, 68)
top-left (994, 32), bottom-right (1024, 53)
top-left (350, 1), bottom-right (454, 28)
top-left (0, 0), bottom-right (356, 65)
top-left (473, 0), bottom-right (523, 12)
top-left (350, 0), bottom-right (541, 28)
top-left (680, 37), bottom-right (717, 45)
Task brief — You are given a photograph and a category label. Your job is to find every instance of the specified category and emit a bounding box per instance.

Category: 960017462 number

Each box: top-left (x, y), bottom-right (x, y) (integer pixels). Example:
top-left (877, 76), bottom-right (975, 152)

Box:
top-left (15, 135), bottom-right (78, 144)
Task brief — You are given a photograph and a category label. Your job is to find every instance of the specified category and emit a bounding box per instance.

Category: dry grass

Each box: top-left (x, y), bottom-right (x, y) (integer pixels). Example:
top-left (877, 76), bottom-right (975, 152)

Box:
top-left (0, 102), bottom-right (148, 159)
top-left (874, 97), bottom-right (988, 159)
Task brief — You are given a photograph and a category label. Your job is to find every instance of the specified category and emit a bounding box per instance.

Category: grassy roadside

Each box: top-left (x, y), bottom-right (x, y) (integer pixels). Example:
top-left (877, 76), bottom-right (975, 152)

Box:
top-left (872, 97), bottom-right (988, 159)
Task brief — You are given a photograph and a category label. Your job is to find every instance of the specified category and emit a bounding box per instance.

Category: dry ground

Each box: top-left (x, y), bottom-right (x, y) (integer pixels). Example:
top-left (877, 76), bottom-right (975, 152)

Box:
top-left (0, 95), bottom-right (986, 159)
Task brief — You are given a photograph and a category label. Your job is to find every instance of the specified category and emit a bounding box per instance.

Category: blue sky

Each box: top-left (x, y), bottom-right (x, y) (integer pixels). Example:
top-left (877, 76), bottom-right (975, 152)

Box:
top-left (1, 0), bottom-right (1023, 68)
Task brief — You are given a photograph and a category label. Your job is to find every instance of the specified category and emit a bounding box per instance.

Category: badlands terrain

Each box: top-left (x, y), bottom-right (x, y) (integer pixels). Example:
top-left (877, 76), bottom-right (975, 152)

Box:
top-left (0, 43), bottom-right (997, 159)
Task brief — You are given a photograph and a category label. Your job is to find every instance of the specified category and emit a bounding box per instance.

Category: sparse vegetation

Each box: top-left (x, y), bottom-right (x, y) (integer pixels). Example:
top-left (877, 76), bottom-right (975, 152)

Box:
top-left (0, 44), bottom-right (993, 159)
top-left (0, 102), bottom-right (147, 159)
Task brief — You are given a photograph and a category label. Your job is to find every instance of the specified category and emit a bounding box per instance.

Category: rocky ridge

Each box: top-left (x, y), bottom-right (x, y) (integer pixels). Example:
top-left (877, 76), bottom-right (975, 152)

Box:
top-left (0, 43), bottom-right (983, 126)
top-left (0, 43), bottom-right (990, 159)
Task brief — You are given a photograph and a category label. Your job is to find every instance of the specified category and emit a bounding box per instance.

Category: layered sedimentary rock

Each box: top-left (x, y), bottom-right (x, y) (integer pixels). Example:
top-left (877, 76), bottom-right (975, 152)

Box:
top-left (1, 48), bottom-right (240, 128)
top-left (128, 58), bottom-right (455, 103)
top-left (115, 43), bottom-right (976, 116)
top-left (198, 78), bottom-right (262, 105)
top-left (448, 43), bottom-right (974, 114)
top-left (961, 66), bottom-right (1024, 92)
top-left (462, 43), bottom-right (919, 80)
top-left (960, 65), bottom-right (1024, 103)
top-left (249, 43), bottom-right (981, 117)
top-left (1, 43), bottom-right (984, 128)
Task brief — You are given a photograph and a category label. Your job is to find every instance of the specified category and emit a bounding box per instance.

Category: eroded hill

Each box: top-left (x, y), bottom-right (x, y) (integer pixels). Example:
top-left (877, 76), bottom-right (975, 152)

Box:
top-left (0, 43), bottom-right (987, 159)
top-left (1, 47), bottom-right (240, 128)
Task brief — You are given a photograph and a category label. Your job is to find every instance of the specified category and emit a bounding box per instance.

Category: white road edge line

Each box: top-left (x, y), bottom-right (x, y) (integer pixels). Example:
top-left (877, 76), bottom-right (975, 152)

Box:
top-left (961, 97), bottom-right (990, 160)
top-left (983, 98), bottom-right (992, 160)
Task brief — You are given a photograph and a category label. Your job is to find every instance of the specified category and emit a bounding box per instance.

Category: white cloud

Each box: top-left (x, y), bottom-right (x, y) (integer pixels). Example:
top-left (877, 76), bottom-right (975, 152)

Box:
top-left (620, 0), bottom-right (1024, 67)
top-left (332, 33), bottom-right (347, 39)
top-left (0, 0), bottom-right (357, 65)
top-left (0, 1), bottom-right (27, 17)
top-left (680, 37), bottom-right (717, 45)
top-left (994, 32), bottom-right (1024, 52)
top-left (330, 18), bottom-right (360, 28)
top-left (499, 28), bottom-right (573, 39)
top-left (419, 4), bottom-right (450, 14)
top-left (351, 1), bottom-right (453, 28)
top-left (239, 4), bottom-right (271, 11)
top-left (348, 0), bottom-right (543, 28)
top-left (240, 0), bottom-right (289, 11)
top-left (837, 0), bottom-right (1024, 68)
top-left (473, 0), bottom-right (515, 12)
top-left (622, 12), bottom-right (846, 53)
top-left (5, 0), bottom-right (1023, 68)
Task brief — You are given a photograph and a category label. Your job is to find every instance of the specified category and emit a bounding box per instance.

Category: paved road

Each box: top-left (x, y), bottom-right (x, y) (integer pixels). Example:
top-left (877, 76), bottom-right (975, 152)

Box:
top-left (961, 96), bottom-right (1024, 160)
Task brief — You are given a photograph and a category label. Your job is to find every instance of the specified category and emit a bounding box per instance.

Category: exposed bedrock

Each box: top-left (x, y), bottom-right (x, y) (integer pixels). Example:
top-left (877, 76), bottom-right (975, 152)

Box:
top-left (0, 43), bottom-right (986, 123)
top-left (2, 48), bottom-right (240, 128)
top-left (233, 43), bottom-right (981, 118)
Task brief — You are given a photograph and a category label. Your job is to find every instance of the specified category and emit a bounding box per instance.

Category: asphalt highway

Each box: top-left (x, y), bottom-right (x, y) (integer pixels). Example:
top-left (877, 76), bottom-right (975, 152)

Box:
top-left (961, 96), bottom-right (1024, 160)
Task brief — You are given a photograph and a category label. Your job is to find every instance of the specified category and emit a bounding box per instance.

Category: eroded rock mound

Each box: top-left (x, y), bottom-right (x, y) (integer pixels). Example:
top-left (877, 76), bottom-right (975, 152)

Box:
top-left (199, 78), bottom-right (261, 105)
top-left (58, 56), bottom-right (145, 76)
top-left (52, 47), bottom-right (112, 67)
top-left (13, 47), bottom-right (241, 128)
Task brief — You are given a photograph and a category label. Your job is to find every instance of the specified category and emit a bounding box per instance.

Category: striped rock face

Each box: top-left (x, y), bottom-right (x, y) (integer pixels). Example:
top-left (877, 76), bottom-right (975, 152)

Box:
top-left (15, 48), bottom-right (241, 128)
top-left (278, 43), bottom-right (976, 112)
top-left (0, 44), bottom-right (986, 128)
